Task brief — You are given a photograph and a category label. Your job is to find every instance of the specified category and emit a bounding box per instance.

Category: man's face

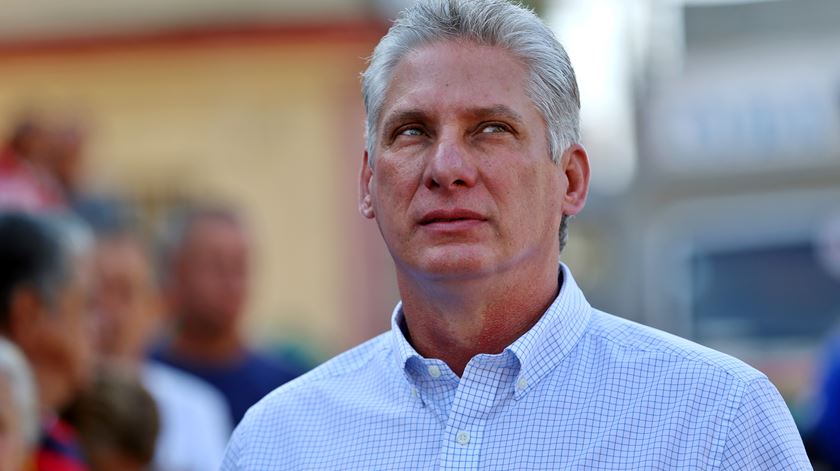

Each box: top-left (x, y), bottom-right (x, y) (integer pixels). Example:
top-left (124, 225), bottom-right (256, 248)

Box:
top-left (172, 218), bottom-right (250, 336)
top-left (361, 41), bottom-right (580, 282)
top-left (93, 238), bottom-right (160, 361)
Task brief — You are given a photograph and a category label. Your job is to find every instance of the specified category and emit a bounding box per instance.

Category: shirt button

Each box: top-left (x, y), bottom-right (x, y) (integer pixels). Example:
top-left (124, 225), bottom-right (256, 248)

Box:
top-left (516, 377), bottom-right (528, 392)
top-left (428, 365), bottom-right (442, 378)
top-left (410, 387), bottom-right (418, 398)
top-left (456, 431), bottom-right (470, 445)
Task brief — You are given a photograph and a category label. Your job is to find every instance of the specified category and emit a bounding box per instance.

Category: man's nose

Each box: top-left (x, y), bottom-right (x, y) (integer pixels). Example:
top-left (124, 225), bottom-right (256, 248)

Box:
top-left (423, 136), bottom-right (478, 191)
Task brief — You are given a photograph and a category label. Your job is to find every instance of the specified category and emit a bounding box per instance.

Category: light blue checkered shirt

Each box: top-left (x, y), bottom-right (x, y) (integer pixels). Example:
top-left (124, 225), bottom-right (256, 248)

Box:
top-left (222, 265), bottom-right (810, 470)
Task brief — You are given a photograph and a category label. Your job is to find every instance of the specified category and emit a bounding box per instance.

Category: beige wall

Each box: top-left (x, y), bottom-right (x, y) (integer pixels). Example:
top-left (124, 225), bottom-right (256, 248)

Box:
top-left (0, 28), bottom-right (397, 358)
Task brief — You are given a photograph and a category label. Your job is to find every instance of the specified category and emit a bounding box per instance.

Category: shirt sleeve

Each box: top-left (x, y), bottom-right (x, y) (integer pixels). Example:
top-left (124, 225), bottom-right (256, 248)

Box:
top-left (220, 425), bottom-right (243, 471)
top-left (718, 377), bottom-right (811, 470)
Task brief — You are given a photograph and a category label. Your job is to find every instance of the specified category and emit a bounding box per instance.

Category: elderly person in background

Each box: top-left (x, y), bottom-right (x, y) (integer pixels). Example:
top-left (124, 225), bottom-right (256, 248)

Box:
top-left (0, 338), bottom-right (38, 471)
top-left (0, 211), bottom-right (95, 471)
top-left (222, 1), bottom-right (809, 469)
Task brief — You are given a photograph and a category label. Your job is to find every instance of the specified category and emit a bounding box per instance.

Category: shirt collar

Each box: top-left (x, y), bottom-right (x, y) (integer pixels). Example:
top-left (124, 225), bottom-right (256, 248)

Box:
top-left (389, 263), bottom-right (592, 395)
top-left (391, 303), bottom-right (421, 380)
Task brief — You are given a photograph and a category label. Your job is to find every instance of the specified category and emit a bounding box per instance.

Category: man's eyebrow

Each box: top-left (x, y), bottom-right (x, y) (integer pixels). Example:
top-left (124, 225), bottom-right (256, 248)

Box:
top-left (466, 105), bottom-right (525, 124)
top-left (381, 109), bottom-right (431, 135)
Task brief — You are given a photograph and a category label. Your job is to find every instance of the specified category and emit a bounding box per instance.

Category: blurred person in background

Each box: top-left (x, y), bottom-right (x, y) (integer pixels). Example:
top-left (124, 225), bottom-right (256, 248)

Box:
top-left (0, 117), bottom-right (66, 211)
top-left (804, 331), bottom-right (840, 470)
top-left (222, 1), bottom-right (809, 469)
top-left (45, 121), bottom-right (87, 211)
top-left (87, 214), bottom-right (230, 471)
top-left (0, 211), bottom-right (94, 471)
top-left (154, 204), bottom-right (302, 426)
top-left (42, 118), bottom-right (115, 223)
top-left (0, 337), bottom-right (39, 471)
top-left (63, 366), bottom-right (158, 471)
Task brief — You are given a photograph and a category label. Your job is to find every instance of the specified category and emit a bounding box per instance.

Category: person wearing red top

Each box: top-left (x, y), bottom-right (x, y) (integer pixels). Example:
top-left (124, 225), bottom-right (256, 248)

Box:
top-left (33, 420), bottom-right (87, 471)
top-left (0, 119), bottom-right (67, 211)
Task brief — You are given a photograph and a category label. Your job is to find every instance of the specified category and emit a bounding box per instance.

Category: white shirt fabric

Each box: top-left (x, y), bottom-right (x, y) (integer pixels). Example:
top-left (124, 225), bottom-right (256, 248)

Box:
top-left (142, 361), bottom-right (231, 471)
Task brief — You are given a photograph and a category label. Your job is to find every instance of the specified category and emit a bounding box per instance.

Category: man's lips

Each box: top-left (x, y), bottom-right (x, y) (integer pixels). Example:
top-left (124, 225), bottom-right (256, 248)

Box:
top-left (418, 209), bottom-right (487, 227)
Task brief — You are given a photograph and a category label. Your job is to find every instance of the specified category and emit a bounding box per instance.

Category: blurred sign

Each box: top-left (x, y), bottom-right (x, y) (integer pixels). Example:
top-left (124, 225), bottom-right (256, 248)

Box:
top-left (817, 212), bottom-right (840, 281)
top-left (645, 42), bottom-right (840, 173)
top-left (690, 241), bottom-right (840, 342)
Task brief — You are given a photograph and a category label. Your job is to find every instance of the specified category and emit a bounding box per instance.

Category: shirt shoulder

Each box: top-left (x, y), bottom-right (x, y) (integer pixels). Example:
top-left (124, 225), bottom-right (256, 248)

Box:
top-left (223, 333), bottom-right (396, 469)
top-left (585, 308), bottom-right (766, 385)
top-left (240, 332), bottom-right (393, 423)
top-left (570, 310), bottom-right (809, 468)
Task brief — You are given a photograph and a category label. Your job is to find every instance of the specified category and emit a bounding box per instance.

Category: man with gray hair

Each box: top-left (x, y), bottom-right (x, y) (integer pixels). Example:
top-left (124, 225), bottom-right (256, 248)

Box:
top-left (222, 0), bottom-right (809, 469)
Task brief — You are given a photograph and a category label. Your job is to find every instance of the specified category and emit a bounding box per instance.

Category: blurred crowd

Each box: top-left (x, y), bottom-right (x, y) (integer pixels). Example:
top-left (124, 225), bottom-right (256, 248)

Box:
top-left (0, 114), bottom-right (307, 471)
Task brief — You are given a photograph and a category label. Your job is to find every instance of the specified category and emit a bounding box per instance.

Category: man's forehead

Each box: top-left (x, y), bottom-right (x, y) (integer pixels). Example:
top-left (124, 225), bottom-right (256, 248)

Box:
top-left (378, 41), bottom-right (535, 123)
top-left (392, 40), bottom-right (526, 87)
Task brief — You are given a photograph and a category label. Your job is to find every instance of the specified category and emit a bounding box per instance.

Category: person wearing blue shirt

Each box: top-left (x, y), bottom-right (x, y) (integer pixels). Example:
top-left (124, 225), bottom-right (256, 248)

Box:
top-left (222, 0), bottom-right (810, 469)
top-left (154, 204), bottom-right (302, 426)
top-left (804, 332), bottom-right (840, 468)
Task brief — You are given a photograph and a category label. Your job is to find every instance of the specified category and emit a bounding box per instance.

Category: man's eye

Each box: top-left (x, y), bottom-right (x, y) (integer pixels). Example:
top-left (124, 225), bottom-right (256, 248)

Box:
top-left (398, 127), bottom-right (424, 137)
top-left (480, 124), bottom-right (508, 134)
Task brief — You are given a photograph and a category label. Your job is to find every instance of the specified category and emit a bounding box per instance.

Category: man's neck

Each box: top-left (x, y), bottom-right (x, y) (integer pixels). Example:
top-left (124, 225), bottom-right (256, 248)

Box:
top-left (398, 262), bottom-right (560, 377)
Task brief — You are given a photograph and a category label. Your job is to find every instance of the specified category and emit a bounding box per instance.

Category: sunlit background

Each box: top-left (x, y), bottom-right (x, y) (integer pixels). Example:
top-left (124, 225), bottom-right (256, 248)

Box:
top-left (2, 0), bottom-right (839, 459)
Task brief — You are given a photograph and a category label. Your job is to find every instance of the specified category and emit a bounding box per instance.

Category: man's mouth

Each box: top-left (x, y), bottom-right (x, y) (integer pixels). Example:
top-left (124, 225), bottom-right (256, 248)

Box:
top-left (419, 209), bottom-right (487, 226)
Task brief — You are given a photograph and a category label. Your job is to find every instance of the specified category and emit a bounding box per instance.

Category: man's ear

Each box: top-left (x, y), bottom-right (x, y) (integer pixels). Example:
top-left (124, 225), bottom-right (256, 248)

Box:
top-left (561, 144), bottom-right (590, 217)
top-left (6, 287), bottom-right (45, 346)
top-left (359, 151), bottom-right (375, 219)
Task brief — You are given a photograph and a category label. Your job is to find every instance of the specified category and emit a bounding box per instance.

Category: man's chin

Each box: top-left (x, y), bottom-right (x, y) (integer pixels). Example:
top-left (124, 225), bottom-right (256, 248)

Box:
top-left (408, 248), bottom-right (498, 281)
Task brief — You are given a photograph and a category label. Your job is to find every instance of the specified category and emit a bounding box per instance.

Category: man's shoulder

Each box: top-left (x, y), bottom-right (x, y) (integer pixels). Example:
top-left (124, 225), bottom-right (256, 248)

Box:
top-left (585, 309), bottom-right (765, 385)
top-left (223, 332), bottom-right (403, 468)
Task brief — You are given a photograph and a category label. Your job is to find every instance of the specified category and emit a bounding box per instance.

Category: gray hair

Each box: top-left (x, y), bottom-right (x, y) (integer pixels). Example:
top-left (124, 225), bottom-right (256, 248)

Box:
top-left (0, 211), bottom-right (92, 324)
top-left (0, 336), bottom-right (39, 447)
top-left (40, 213), bottom-right (94, 304)
top-left (48, 213), bottom-right (94, 263)
top-left (361, 0), bottom-right (580, 165)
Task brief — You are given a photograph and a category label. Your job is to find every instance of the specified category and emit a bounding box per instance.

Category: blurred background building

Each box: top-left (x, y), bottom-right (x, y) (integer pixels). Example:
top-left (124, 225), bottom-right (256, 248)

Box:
top-left (550, 0), bottom-right (840, 425)
top-left (1, 0), bottom-right (838, 456)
